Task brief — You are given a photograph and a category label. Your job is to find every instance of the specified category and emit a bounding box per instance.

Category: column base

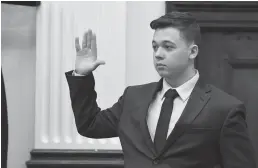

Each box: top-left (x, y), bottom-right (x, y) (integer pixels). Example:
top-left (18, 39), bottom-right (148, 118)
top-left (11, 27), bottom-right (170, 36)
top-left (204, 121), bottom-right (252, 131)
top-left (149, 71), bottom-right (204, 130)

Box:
top-left (26, 149), bottom-right (124, 168)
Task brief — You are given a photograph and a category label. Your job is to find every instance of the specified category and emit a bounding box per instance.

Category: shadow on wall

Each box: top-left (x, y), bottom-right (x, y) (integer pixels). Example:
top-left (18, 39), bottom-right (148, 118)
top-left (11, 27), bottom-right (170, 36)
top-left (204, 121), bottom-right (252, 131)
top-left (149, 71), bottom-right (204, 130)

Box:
top-left (1, 70), bottom-right (8, 168)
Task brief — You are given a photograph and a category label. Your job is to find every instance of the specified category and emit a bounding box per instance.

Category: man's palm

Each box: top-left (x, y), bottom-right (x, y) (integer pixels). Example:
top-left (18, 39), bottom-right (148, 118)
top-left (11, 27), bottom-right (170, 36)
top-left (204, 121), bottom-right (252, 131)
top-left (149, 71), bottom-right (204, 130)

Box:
top-left (75, 29), bottom-right (105, 75)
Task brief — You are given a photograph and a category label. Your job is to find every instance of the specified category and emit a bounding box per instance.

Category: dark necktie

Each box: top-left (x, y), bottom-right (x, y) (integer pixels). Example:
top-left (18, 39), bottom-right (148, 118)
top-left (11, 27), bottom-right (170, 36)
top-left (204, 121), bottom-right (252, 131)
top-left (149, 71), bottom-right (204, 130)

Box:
top-left (154, 89), bottom-right (179, 153)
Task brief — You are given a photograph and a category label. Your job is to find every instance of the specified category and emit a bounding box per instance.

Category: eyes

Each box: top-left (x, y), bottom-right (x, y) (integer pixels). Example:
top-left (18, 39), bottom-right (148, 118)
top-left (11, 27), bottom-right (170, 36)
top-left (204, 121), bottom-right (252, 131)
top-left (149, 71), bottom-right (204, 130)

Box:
top-left (152, 44), bottom-right (175, 52)
top-left (152, 45), bottom-right (158, 51)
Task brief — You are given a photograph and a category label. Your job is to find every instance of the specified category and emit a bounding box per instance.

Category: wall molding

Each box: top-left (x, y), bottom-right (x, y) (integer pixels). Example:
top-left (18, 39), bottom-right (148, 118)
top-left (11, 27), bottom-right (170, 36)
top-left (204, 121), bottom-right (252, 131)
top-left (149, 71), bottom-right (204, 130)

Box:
top-left (166, 2), bottom-right (258, 30)
top-left (226, 57), bottom-right (258, 69)
top-left (1, 1), bottom-right (41, 7)
top-left (26, 149), bottom-right (124, 168)
top-left (166, 2), bottom-right (258, 12)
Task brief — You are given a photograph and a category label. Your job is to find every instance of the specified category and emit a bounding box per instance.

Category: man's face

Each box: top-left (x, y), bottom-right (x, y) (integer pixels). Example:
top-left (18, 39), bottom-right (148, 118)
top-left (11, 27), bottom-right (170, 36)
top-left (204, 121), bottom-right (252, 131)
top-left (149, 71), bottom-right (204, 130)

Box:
top-left (152, 27), bottom-right (193, 79)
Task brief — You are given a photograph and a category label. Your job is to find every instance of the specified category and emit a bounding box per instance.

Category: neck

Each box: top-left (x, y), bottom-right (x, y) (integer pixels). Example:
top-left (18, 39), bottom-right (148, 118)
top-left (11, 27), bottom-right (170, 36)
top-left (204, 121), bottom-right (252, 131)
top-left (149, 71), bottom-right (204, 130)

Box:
top-left (165, 65), bottom-right (196, 88)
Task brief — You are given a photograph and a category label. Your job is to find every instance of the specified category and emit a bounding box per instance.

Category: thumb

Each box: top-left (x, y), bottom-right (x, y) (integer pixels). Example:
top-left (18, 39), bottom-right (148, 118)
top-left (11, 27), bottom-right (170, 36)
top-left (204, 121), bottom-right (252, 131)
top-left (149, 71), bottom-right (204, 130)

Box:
top-left (93, 60), bottom-right (105, 68)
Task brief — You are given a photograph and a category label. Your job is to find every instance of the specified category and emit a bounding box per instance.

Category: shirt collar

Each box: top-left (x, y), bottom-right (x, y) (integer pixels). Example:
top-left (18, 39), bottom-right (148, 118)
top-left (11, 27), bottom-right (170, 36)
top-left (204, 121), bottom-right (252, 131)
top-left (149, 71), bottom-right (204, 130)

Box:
top-left (160, 70), bottom-right (200, 102)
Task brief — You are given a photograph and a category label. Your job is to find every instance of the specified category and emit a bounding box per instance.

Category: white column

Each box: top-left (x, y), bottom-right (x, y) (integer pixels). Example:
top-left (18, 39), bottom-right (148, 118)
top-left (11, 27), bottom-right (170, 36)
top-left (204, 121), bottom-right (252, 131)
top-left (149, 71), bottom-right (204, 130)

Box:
top-left (35, 1), bottom-right (126, 149)
top-left (126, 2), bottom-right (165, 86)
top-left (35, 1), bottom-right (165, 150)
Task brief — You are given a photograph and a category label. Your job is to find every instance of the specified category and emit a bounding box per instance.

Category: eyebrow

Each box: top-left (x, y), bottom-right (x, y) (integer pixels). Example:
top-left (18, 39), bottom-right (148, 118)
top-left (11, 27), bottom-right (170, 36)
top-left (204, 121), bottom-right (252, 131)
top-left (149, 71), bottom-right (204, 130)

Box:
top-left (152, 40), bottom-right (176, 46)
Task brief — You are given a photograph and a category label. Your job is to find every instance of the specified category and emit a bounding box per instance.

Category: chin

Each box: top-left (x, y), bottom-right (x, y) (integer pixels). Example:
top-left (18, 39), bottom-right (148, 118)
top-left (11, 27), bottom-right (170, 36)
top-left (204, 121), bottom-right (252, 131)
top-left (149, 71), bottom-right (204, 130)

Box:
top-left (156, 68), bottom-right (179, 79)
top-left (157, 70), bottom-right (170, 78)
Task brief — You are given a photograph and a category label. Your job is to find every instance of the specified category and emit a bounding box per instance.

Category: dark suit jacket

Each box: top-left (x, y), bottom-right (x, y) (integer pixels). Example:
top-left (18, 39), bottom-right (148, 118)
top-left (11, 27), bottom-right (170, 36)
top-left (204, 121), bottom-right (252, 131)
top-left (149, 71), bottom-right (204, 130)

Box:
top-left (65, 71), bottom-right (256, 168)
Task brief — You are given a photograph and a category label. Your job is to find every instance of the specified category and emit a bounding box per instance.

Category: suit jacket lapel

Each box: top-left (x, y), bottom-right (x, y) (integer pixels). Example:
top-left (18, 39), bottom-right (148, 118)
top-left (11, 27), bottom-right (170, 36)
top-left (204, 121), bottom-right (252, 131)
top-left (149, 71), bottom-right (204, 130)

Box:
top-left (133, 78), bottom-right (163, 157)
top-left (158, 80), bottom-right (212, 156)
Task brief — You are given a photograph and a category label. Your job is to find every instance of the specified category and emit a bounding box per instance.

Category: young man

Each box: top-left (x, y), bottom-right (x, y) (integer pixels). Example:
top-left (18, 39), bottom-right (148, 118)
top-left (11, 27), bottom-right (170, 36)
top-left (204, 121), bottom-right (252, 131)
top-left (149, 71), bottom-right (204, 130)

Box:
top-left (65, 12), bottom-right (256, 168)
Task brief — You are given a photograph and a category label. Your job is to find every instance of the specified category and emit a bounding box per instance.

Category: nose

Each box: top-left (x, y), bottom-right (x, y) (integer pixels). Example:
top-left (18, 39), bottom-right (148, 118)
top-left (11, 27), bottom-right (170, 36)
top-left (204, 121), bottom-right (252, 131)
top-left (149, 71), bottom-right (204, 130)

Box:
top-left (154, 47), bottom-right (165, 60)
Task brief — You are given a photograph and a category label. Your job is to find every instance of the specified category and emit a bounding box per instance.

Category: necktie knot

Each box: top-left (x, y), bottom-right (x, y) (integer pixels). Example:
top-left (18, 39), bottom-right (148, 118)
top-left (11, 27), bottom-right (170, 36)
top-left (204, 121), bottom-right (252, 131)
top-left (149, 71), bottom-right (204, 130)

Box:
top-left (164, 89), bottom-right (178, 100)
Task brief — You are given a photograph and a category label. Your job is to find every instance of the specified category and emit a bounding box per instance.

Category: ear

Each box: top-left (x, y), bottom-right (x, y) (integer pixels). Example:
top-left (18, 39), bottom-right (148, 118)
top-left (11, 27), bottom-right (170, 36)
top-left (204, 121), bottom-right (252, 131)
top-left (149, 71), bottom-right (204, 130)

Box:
top-left (189, 44), bottom-right (198, 59)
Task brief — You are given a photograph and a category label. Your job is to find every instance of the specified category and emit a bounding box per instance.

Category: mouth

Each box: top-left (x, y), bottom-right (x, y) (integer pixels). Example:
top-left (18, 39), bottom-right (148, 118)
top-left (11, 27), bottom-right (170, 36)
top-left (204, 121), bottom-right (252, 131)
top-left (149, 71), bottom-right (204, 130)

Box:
top-left (156, 63), bottom-right (166, 67)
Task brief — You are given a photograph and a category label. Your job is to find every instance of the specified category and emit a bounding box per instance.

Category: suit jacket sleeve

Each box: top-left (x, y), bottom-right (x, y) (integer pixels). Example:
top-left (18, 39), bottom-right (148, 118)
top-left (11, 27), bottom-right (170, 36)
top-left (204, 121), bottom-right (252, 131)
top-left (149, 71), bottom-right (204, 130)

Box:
top-left (220, 103), bottom-right (256, 168)
top-left (65, 70), bottom-right (128, 138)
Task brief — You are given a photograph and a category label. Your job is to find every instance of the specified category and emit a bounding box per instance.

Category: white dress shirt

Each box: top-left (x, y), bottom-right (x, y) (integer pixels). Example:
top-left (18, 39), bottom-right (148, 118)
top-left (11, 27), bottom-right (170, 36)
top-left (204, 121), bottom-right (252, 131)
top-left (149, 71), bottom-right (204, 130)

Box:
top-left (72, 70), bottom-right (86, 76)
top-left (147, 71), bottom-right (200, 141)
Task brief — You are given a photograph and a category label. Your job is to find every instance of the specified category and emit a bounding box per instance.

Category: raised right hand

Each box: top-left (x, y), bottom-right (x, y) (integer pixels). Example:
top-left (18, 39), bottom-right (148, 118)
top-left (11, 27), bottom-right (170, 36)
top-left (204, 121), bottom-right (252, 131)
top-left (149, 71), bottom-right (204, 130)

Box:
top-left (74, 29), bottom-right (105, 75)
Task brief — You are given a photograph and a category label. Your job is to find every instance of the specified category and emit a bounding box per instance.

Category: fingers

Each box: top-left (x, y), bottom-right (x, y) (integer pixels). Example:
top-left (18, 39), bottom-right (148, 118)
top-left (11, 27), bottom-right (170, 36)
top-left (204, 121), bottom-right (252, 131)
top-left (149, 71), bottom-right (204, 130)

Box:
top-left (91, 33), bottom-right (97, 56)
top-left (87, 29), bottom-right (92, 48)
top-left (91, 33), bottom-right (96, 49)
top-left (82, 31), bottom-right (88, 49)
top-left (75, 37), bottom-right (81, 52)
top-left (82, 29), bottom-right (93, 49)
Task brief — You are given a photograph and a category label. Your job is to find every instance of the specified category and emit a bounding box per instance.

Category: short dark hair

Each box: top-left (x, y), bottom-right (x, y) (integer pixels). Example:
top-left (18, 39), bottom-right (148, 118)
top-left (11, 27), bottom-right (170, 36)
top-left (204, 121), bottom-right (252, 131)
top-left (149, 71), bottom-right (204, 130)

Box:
top-left (150, 11), bottom-right (201, 46)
